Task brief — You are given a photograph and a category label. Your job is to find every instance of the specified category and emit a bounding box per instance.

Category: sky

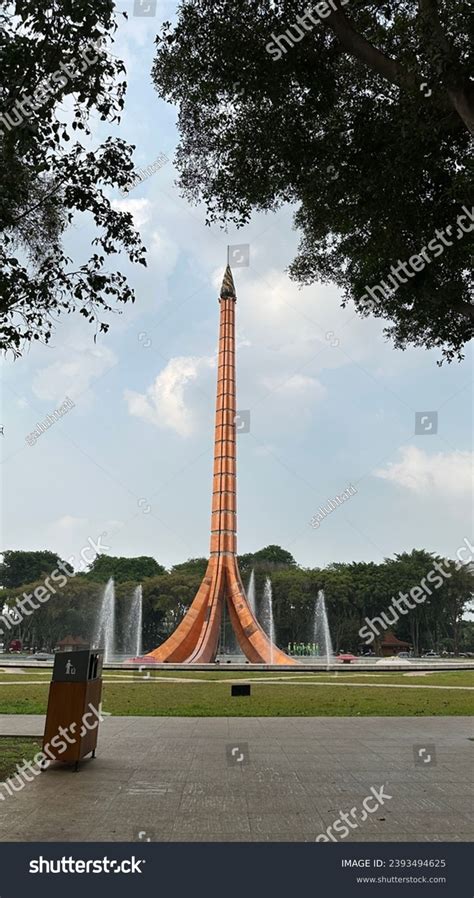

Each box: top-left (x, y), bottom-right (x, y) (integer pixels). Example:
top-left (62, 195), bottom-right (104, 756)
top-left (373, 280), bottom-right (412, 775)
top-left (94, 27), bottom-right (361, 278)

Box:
top-left (2, 1), bottom-right (473, 573)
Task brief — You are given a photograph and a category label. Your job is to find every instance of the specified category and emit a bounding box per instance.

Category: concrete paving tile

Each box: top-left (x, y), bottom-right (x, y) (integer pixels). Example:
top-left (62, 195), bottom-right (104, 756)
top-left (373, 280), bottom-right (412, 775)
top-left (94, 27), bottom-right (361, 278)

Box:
top-left (1, 715), bottom-right (472, 843)
top-left (179, 795), bottom-right (248, 813)
top-left (241, 786), bottom-right (309, 801)
top-left (172, 815), bottom-right (251, 834)
top-left (245, 795), bottom-right (312, 812)
top-left (250, 812), bottom-right (324, 835)
top-left (399, 815), bottom-right (472, 834)
top-left (170, 832), bottom-right (254, 842)
top-left (102, 830), bottom-right (170, 843)
top-left (180, 782), bottom-right (246, 798)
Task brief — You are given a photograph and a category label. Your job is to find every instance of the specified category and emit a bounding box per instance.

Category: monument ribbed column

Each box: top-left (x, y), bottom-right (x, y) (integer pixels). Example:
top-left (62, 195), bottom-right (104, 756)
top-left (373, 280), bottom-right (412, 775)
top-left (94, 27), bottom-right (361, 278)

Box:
top-left (211, 275), bottom-right (237, 559)
top-left (144, 265), bottom-right (295, 665)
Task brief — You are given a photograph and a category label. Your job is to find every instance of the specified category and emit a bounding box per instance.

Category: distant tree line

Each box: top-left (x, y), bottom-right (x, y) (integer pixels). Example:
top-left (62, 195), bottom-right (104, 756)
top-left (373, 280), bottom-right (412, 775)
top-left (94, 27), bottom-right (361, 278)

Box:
top-left (0, 545), bottom-right (473, 656)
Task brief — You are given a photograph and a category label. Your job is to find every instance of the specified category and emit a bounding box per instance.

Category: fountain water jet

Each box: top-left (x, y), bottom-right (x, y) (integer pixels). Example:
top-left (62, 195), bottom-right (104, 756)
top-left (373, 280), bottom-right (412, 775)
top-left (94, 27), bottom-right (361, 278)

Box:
top-left (313, 589), bottom-right (333, 667)
top-left (125, 585), bottom-right (143, 658)
top-left (93, 577), bottom-right (115, 663)
top-left (261, 577), bottom-right (276, 664)
top-left (246, 569), bottom-right (256, 617)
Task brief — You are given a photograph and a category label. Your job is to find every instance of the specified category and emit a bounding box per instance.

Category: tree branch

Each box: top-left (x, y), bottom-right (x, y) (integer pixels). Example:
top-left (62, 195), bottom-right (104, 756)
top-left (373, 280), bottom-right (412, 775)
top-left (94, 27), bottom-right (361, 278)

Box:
top-left (324, 1), bottom-right (473, 133)
top-left (325, 5), bottom-right (417, 91)
top-left (417, 0), bottom-right (474, 134)
top-left (451, 298), bottom-right (474, 321)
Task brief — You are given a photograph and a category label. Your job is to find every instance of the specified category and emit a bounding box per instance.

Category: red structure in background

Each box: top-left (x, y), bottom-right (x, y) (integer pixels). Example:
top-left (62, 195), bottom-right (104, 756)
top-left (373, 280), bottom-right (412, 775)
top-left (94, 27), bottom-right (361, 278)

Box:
top-left (7, 639), bottom-right (22, 653)
top-left (380, 631), bottom-right (412, 657)
top-left (142, 265), bottom-right (295, 665)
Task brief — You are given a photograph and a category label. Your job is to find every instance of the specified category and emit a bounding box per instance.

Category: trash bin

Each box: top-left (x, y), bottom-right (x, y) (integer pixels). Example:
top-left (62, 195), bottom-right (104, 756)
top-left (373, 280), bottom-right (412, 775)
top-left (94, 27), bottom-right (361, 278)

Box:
top-left (43, 649), bottom-right (104, 770)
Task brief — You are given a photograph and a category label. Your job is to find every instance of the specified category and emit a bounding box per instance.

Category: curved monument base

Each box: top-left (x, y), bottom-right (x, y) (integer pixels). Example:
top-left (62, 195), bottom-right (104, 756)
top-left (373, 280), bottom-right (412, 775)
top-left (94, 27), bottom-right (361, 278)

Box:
top-left (143, 555), bottom-right (295, 666)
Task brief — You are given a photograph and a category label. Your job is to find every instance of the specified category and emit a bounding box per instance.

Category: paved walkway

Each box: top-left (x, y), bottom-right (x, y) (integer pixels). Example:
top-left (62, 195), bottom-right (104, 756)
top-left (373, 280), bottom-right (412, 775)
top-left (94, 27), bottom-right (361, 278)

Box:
top-left (0, 716), bottom-right (472, 842)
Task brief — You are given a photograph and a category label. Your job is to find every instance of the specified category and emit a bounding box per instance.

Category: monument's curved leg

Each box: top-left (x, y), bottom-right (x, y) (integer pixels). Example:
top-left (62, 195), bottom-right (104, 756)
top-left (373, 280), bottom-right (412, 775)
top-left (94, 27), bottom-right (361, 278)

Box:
top-left (182, 562), bottom-right (225, 663)
top-left (144, 559), bottom-right (216, 662)
top-left (225, 561), bottom-right (295, 665)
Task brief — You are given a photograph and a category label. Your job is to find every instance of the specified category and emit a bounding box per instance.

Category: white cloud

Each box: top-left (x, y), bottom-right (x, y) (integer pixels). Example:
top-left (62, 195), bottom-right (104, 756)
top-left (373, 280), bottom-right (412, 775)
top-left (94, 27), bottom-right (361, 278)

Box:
top-left (113, 4), bottom-right (169, 61)
top-left (262, 373), bottom-right (326, 400)
top-left (32, 344), bottom-right (117, 404)
top-left (374, 446), bottom-right (473, 497)
top-left (53, 515), bottom-right (88, 532)
top-left (213, 265), bottom-right (386, 381)
top-left (147, 228), bottom-right (180, 278)
top-left (43, 515), bottom-right (119, 563)
top-left (44, 516), bottom-right (90, 558)
top-left (111, 197), bottom-right (151, 229)
top-left (124, 355), bottom-right (214, 437)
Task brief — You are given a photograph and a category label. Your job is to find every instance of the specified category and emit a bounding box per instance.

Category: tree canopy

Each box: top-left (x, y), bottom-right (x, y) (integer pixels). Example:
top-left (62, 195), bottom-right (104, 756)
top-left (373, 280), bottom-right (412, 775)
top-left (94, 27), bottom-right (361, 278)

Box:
top-left (0, 0), bottom-right (146, 356)
top-left (2, 544), bottom-right (472, 656)
top-left (239, 544), bottom-right (297, 575)
top-left (85, 554), bottom-right (166, 583)
top-left (170, 557), bottom-right (209, 576)
top-left (152, 0), bottom-right (473, 362)
top-left (0, 549), bottom-right (72, 588)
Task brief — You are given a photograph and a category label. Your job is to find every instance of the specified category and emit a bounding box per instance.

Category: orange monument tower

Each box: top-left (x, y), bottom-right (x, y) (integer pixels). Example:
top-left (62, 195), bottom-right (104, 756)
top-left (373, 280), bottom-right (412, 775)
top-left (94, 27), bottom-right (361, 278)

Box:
top-left (144, 265), bottom-right (295, 665)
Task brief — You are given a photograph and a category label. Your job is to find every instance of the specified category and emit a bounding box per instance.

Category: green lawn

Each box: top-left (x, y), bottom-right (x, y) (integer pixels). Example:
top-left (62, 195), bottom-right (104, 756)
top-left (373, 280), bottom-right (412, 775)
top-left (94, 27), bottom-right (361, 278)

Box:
top-left (1, 668), bottom-right (473, 686)
top-left (0, 736), bottom-right (42, 780)
top-left (0, 669), bottom-right (472, 716)
top-left (97, 669), bottom-right (474, 685)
